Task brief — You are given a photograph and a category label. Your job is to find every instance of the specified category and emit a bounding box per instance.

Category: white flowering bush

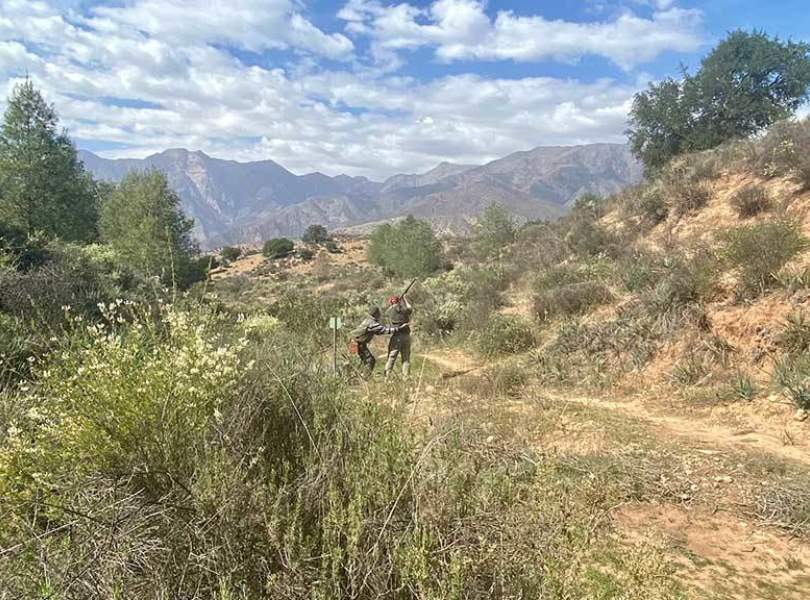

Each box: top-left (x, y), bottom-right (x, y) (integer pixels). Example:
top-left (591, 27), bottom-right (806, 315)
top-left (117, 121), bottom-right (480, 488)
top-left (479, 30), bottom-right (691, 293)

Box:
top-left (1, 302), bottom-right (248, 492)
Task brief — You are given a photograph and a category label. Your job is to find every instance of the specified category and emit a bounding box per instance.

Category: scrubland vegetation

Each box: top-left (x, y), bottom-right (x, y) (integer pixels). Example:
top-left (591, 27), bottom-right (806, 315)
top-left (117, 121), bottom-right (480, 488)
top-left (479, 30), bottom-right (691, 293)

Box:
top-left (4, 30), bottom-right (810, 599)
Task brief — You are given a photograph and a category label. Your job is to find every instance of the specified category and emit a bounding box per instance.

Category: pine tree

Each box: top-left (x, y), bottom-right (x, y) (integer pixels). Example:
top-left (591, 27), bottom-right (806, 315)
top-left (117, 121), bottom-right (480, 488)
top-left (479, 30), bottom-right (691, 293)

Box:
top-left (100, 170), bottom-right (201, 287)
top-left (0, 79), bottom-right (98, 241)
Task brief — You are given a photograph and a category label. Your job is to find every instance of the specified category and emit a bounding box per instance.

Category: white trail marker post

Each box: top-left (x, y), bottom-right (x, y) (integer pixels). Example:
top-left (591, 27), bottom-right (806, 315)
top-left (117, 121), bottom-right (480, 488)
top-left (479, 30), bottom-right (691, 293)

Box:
top-left (328, 317), bottom-right (343, 374)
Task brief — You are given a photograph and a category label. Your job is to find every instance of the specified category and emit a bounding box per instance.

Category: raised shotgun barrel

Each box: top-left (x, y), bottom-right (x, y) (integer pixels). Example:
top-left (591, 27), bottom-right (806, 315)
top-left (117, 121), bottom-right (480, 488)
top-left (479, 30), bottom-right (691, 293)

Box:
top-left (399, 278), bottom-right (417, 298)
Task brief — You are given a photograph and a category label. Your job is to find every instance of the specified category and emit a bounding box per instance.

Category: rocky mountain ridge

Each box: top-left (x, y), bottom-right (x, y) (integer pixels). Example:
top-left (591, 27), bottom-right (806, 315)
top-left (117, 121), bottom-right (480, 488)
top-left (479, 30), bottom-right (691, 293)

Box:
top-left (79, 143), bottom-right (642, 247)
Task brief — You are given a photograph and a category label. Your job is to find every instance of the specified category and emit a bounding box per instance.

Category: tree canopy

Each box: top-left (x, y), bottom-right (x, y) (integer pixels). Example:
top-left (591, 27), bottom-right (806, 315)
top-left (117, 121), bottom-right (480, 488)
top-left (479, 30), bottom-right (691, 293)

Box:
top-left (99, 170), bottom-right (200, 287)
top-left (629, 31), bottom-right (810, 174)
top-left (0, 80), bottom-right (98, 242)
top-left (263, 238), bottom-right (294, 259)
top-left (473, 204), bottom-right (516, 258)
top-left (302, 224), bottom-right (330, 244)
top-left (368, 215), bottom-right (443, 278)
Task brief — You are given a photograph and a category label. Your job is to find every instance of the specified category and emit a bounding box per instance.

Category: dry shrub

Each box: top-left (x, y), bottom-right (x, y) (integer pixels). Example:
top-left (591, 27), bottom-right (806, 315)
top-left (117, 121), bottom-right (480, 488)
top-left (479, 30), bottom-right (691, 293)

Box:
top-left (619, 185), bottom-right (668, 229)
top-left (749, 119), bottom-right (810, 182)
top-left (730, 184), bottom-right (771, 218)
top-left (640, 249), bottom-right (719, 315)
top-left (667, 180), bottom-right (712, 217)
top-left (477, 314), bottom-right (536, 356)
top-left (533, 281), bottom-right (613, 322)
top-left (722, 220), bottom-right (807, 296)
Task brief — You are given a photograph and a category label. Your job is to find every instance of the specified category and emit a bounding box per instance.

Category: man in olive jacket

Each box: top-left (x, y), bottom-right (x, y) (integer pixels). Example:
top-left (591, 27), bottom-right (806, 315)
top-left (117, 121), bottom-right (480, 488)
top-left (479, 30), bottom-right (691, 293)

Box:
top-left (350, 306), bottom-right (401, 375)
top-left (385, 295), bottom-right (412, 377)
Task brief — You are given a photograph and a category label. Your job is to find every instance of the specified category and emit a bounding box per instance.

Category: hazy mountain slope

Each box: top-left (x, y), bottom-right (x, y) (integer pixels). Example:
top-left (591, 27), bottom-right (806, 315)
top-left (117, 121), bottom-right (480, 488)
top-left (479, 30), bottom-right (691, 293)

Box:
top-left (448, 144), bottom-right (644, 208)
top-left (79, 149), bottom-right (381, 244)
top-left (380, 162), bottom-right (476, 193)
top-left (79, 143), bottom-right (641, 247)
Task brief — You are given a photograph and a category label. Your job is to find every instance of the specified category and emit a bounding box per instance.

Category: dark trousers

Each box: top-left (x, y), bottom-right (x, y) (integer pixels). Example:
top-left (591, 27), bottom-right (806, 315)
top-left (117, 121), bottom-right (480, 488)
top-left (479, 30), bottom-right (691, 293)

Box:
top-left (357, 341), bottom-right (375, 374)
top-left (385, 331), bottom-right (411, 376)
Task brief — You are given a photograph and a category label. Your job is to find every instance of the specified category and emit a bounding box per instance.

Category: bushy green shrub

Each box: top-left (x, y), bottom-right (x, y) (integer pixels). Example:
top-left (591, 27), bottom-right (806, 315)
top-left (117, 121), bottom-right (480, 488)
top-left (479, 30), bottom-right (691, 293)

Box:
top-left (778, 312), bottom-right (810, 353)
top-left (220, 245), bottom-right (241, 262)
top-left (0, 241), bottom-right (139, 324)
top-left (641, 250), bottom-right (719, 314)
top-left (368, 216), bottom-right (443, 277)
top-left (0, 312), bottom-right (33, 380)
top-left (637, 187), bottom-right (669, 227)
top-left (533, 281), bottom-right (613, 322)
top-left (536, 309), bottom-right (662, 388)
top-left (730, 185), bottom-right (771, 218)
top-left (618, 252), bottom-right (668, 292)
top-left (477, 314), bottom-right (535, 356)
top-left (413, 266), bottom-right (509, 337)
top-left (263, 237), bottom-right (294, 259)
top-left (773, 354), bottom-right (810, 410)
top-left (513, 222), bottom-right (567, 270)
top-left (722, 220), bottom-right (807, 295)
top-left (565, 217), bottom-right (619, 258)
top-left (0, 225), bottom-right (50, 271)
top-left (534, 263), bottom-right (589, 293)
top-left (296, 247), bottom-right (315, 261)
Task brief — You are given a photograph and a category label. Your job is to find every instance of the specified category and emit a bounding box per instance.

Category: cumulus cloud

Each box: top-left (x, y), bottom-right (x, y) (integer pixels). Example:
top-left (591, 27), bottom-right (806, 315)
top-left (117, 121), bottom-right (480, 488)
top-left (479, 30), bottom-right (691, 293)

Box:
top-left (0, 0), bottom-right (695, 178)
top-left (339, 0), bottom-right (703, 69)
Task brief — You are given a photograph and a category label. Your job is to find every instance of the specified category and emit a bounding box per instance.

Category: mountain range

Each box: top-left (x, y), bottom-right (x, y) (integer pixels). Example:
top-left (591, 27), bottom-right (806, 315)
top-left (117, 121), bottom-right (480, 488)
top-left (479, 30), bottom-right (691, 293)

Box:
top-left (78, 143), bottom-right (643, 248)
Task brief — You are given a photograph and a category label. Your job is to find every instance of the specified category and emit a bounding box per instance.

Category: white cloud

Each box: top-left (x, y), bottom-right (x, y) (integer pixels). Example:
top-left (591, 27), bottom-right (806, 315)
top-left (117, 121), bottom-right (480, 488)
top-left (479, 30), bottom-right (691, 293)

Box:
top-left (91, 0), bottom-right (354, 59)
top-left (340, 0), bottom-right (703, 69)
top-left (0, 0), bottom-right (683, 179)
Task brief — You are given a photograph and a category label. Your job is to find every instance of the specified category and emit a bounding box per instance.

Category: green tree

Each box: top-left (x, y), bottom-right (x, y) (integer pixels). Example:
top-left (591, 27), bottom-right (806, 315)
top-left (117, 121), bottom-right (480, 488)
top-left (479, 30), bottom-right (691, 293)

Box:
top-left (629, 31), bottom-right (810, 174)
top-left (263, 238), bottom-right (294, 259)
top-left (368, 215), bottom-right (442, 277)
top-left (302, 224), bottom-right (329, 244)
top-left (220, 246), bottom-right (241, 262)
top-left (99, 170), bottom-right (201, 287)
top-left (0, 80), bottom-right (98, 242)
top-left (473, 203), bottom-right (516, 258)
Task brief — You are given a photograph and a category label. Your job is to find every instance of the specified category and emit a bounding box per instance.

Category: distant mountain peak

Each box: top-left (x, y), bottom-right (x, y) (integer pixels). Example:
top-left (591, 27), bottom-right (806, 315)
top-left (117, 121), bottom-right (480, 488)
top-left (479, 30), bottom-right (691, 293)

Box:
top-left (79, 143), bottom-right (642, 248)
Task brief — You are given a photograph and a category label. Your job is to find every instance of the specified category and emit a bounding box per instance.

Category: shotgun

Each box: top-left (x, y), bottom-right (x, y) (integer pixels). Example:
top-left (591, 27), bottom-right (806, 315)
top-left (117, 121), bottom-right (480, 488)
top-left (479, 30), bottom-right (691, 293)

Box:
top-left (399, 278), bottom-right (417, 299)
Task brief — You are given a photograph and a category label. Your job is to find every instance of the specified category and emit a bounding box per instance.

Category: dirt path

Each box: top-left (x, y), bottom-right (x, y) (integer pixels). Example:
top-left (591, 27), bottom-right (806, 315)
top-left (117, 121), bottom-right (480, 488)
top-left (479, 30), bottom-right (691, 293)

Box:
top-left (421, 348), bottom-right (810, 466)
top-left (544, 392), bottom-right (810, 467)
top-left (419, 347), bottom-right (810, 598)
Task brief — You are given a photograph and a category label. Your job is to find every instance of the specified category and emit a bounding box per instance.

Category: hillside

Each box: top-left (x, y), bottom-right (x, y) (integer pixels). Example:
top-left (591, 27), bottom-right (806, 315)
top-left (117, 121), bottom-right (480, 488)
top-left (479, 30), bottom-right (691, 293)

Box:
top-left (79, 143), bottom-right (641, 247)
top-left (204, 119), bottom-right (810, 598)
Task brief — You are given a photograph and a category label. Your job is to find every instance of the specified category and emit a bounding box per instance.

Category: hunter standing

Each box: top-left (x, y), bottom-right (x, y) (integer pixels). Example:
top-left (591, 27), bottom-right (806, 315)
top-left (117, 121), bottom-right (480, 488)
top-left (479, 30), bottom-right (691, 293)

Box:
top-left (385, 295), bottom-right (412, 377)
top-left (350, 306), bottom-right (401, 375)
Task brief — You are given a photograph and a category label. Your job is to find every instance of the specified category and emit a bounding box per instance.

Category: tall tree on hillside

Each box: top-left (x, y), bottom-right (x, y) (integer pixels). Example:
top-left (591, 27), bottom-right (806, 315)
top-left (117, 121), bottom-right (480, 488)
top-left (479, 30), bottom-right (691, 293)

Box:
top-left (0, 79), bottom-right (98, 241)
top-left (473, 203), bottom-right (516, 259)
top-left (629, 31), bottom-right (810, 174)
top-left (100, 170), bottom-right (201, 287)
top-left (368, 216), bottom-right (442, 277)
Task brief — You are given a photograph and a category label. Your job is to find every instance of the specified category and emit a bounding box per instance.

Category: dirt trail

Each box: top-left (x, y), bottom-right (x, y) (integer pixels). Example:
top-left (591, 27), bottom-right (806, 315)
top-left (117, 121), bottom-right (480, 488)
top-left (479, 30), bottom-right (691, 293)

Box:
top-left (544, 392), bottom-right (810, 467)
top-left (421, 348), bottom-right (810, 467)
top-left (420, 347), bottom-right (810, 598)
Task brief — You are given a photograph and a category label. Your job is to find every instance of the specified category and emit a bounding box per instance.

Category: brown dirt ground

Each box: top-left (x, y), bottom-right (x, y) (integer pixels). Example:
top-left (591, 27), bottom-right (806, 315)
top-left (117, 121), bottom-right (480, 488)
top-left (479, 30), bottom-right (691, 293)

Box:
top-left (418, 347), bottom-right (810, 599)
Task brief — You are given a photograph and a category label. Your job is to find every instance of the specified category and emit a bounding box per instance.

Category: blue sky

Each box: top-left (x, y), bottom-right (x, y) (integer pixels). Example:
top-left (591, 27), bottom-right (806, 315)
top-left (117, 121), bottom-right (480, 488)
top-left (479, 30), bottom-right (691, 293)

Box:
top-left (0, 0), bottom-right (807, 178)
